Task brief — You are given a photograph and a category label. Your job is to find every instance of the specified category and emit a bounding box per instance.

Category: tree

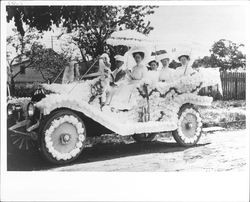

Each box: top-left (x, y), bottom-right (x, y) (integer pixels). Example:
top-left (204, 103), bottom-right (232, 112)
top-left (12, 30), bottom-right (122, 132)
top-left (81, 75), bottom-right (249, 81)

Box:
top-left (210, 39), bottom-right (245, 70)
top-left (7, 6), bottom-right (157, 61)
top-left (192, 56), bottom-right (213, 68)
top-left (192, 39), bottom-right (245, 70)
top-left (7, 27), bottom-right (68, 92)
top-left (27, 43), bottom-right (69, 82)
top-left (7, 27), bottom-right (42, 71)
top-left (6, 27), bottom-right (42, 93)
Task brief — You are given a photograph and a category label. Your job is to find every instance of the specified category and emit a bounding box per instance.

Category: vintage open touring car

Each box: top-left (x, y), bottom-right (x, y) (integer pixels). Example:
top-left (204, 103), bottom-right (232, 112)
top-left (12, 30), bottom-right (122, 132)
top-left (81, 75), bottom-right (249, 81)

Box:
top-left (7, 30), bottom-right (222, 164)
top-left (7, 62), bottom-right (221, 164)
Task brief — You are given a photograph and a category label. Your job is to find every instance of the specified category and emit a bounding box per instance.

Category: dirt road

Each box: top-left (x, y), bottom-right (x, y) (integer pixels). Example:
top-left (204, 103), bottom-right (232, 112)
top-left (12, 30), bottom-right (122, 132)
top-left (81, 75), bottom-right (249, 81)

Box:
top-left (7, 129), bottom-right (248, 171)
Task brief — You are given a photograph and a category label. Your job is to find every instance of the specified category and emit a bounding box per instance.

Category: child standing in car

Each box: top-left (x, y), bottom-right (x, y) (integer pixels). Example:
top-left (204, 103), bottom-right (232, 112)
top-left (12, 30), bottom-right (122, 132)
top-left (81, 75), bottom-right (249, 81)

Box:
top-left (88, 53), bottom-right (113, 109)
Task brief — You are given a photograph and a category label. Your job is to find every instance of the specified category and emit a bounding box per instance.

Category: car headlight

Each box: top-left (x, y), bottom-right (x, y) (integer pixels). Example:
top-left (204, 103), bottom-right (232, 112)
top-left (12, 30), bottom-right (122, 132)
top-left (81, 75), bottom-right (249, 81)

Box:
top-left (27, 102), bottom-right (35, 117)
top-left (7, 104), bottom-right (14, 116)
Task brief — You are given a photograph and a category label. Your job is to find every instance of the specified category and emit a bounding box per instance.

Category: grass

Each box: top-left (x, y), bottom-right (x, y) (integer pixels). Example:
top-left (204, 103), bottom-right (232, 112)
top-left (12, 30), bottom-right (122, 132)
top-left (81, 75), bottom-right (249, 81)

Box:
top-left (198, 100), bottom-right (246, 129)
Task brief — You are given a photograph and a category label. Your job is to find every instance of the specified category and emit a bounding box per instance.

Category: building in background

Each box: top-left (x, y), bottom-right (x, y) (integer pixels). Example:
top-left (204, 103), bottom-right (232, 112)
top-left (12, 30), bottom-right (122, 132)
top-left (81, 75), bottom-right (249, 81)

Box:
top-left (11, 59), bottom-right (46, 87)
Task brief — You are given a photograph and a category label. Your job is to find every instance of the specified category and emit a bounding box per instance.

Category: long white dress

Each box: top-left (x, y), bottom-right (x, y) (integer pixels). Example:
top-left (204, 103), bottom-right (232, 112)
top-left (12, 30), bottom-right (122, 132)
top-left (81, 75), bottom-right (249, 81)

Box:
top-left (159, 67), bottom-right (176, 82)
top-left (110, 64), bottom-right (147, 109)
top-left (175, 65), bottom-right (195, 76)
top-left (129, 64), bottom-right (147, 80)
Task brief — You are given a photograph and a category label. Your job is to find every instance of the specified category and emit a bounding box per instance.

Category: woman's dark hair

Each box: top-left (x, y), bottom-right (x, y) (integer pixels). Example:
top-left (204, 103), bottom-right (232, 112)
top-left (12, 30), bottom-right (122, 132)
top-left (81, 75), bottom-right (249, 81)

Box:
top-left (178, 55), bottom-right (190, 61)
top-left (132, 52), bottom-right (145, 59)
top-left (148, 60), bottom-right (159, 67)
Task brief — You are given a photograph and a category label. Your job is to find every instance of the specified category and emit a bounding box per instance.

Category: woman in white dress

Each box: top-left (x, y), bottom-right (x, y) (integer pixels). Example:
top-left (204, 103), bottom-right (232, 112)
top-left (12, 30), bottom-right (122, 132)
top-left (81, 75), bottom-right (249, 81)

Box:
top-left (175, 53), bottom-right (195, 76)
top-left (126, 51), bottom-right (148, 81)
top-left (109, 48), bottom-right (148, 110)
top-left (158, 52), bottom-right (176, 82)
top-left (148, 59), bottom-right (159, 71)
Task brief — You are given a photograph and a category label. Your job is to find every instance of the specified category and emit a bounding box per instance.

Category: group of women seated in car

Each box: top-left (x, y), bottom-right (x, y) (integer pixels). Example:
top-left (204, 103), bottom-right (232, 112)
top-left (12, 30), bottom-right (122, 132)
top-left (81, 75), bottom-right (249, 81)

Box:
top-left (98, 47), bottom-right (196, 108)
top-left (127, 47), bottom-right (195, 84)
top-left (61, 46), bottom-right (196, 109)
top-left (62, 46), bottom-right (195, 85)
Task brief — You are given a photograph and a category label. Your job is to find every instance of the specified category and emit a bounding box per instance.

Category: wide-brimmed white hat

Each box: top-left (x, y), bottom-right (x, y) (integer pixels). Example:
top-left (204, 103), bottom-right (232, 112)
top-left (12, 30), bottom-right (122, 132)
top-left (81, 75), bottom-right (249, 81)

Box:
top-left (157, 52), bottom-right (170, 61)
top-left (148, 56), bottom-right (159, 65)
top-left (176, 49), bottom-right (192, 61)
top-left (114, 55), bottom-right (125, 62)
top-left (129, 46), bottom-right (149, 60)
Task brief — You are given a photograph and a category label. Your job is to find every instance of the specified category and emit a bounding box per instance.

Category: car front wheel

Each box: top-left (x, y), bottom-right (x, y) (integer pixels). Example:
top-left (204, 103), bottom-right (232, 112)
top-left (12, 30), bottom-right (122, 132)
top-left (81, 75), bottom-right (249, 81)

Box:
top-left (40, 109), bottom-right (86, 164)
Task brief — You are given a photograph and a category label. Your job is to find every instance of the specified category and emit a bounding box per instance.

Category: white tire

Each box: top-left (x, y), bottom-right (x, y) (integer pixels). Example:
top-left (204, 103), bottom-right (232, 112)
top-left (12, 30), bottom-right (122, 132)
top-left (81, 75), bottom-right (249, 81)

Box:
top-left (40, 109), bottom-right (86, 164)
top-left (172, 104), bottom-right (202, 147)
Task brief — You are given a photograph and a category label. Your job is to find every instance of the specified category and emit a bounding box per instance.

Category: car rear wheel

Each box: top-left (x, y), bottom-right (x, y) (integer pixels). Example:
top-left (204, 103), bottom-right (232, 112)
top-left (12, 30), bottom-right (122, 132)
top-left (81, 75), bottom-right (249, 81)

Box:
top-left (172, 104), bottom-right (202, 147)
top-left (40, 109), bottom-right (86, 164)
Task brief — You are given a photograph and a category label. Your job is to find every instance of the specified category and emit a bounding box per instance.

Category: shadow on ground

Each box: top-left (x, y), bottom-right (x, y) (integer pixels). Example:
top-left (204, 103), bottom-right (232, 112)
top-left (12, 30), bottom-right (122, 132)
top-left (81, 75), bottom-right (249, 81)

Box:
top-left (7, 140), bottom-right (209, 171)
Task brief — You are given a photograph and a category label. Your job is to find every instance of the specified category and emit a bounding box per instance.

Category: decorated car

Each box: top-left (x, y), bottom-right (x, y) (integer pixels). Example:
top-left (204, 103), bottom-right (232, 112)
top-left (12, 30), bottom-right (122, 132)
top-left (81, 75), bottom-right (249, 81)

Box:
top-left (7, 30), bottom-right (222, 164)
top-left (7, 62), bottom-right (222, 164)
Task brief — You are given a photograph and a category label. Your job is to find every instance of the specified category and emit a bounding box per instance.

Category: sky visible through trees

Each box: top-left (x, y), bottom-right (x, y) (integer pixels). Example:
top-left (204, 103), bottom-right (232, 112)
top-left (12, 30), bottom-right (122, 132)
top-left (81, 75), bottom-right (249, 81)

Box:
top-left (6, 5), bottom-right (246, 62)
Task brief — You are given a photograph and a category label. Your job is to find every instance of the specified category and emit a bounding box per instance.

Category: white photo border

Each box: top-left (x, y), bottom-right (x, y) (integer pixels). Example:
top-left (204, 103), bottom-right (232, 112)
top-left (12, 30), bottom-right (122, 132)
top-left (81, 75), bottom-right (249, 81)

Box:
top-left (1, 1), bottom-right (249, 201)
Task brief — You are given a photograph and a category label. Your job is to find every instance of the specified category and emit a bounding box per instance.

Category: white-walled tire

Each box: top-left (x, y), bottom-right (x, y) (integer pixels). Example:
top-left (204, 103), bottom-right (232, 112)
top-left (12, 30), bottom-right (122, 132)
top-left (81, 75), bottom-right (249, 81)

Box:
top-left (40, 109), bottom-right (86, 164)
top-left (172, 104), bottom-right (202, 147)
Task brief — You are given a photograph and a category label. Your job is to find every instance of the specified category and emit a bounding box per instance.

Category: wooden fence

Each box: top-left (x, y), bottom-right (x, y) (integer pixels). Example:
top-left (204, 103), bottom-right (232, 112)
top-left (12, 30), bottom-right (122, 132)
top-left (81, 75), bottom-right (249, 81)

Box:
top-left (199, 72), bottom-right (246, 100)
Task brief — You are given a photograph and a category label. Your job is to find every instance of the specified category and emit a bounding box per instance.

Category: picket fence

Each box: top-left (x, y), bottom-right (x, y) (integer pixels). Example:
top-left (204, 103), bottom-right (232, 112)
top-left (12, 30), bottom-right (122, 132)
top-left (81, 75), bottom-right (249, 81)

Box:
top-left (199, 71), bottom-right (246, 100)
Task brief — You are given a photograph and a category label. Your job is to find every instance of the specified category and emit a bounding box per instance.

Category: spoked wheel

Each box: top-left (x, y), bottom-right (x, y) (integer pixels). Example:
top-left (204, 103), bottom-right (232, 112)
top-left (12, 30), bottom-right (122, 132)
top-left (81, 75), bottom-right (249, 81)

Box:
top-left (40, 109), bottom-right (86, 164)
top-left (132, 133), bottom-right (156, 142)
top-left (172, 104), bottom-right (202, 147)
top-left (9, 130), bottom-right (37, 151)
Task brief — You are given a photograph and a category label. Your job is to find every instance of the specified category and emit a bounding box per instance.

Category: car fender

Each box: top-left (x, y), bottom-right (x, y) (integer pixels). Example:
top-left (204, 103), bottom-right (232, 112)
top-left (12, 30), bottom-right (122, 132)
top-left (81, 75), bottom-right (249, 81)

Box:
top-left (35, 94), bottom-right (84, 116)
